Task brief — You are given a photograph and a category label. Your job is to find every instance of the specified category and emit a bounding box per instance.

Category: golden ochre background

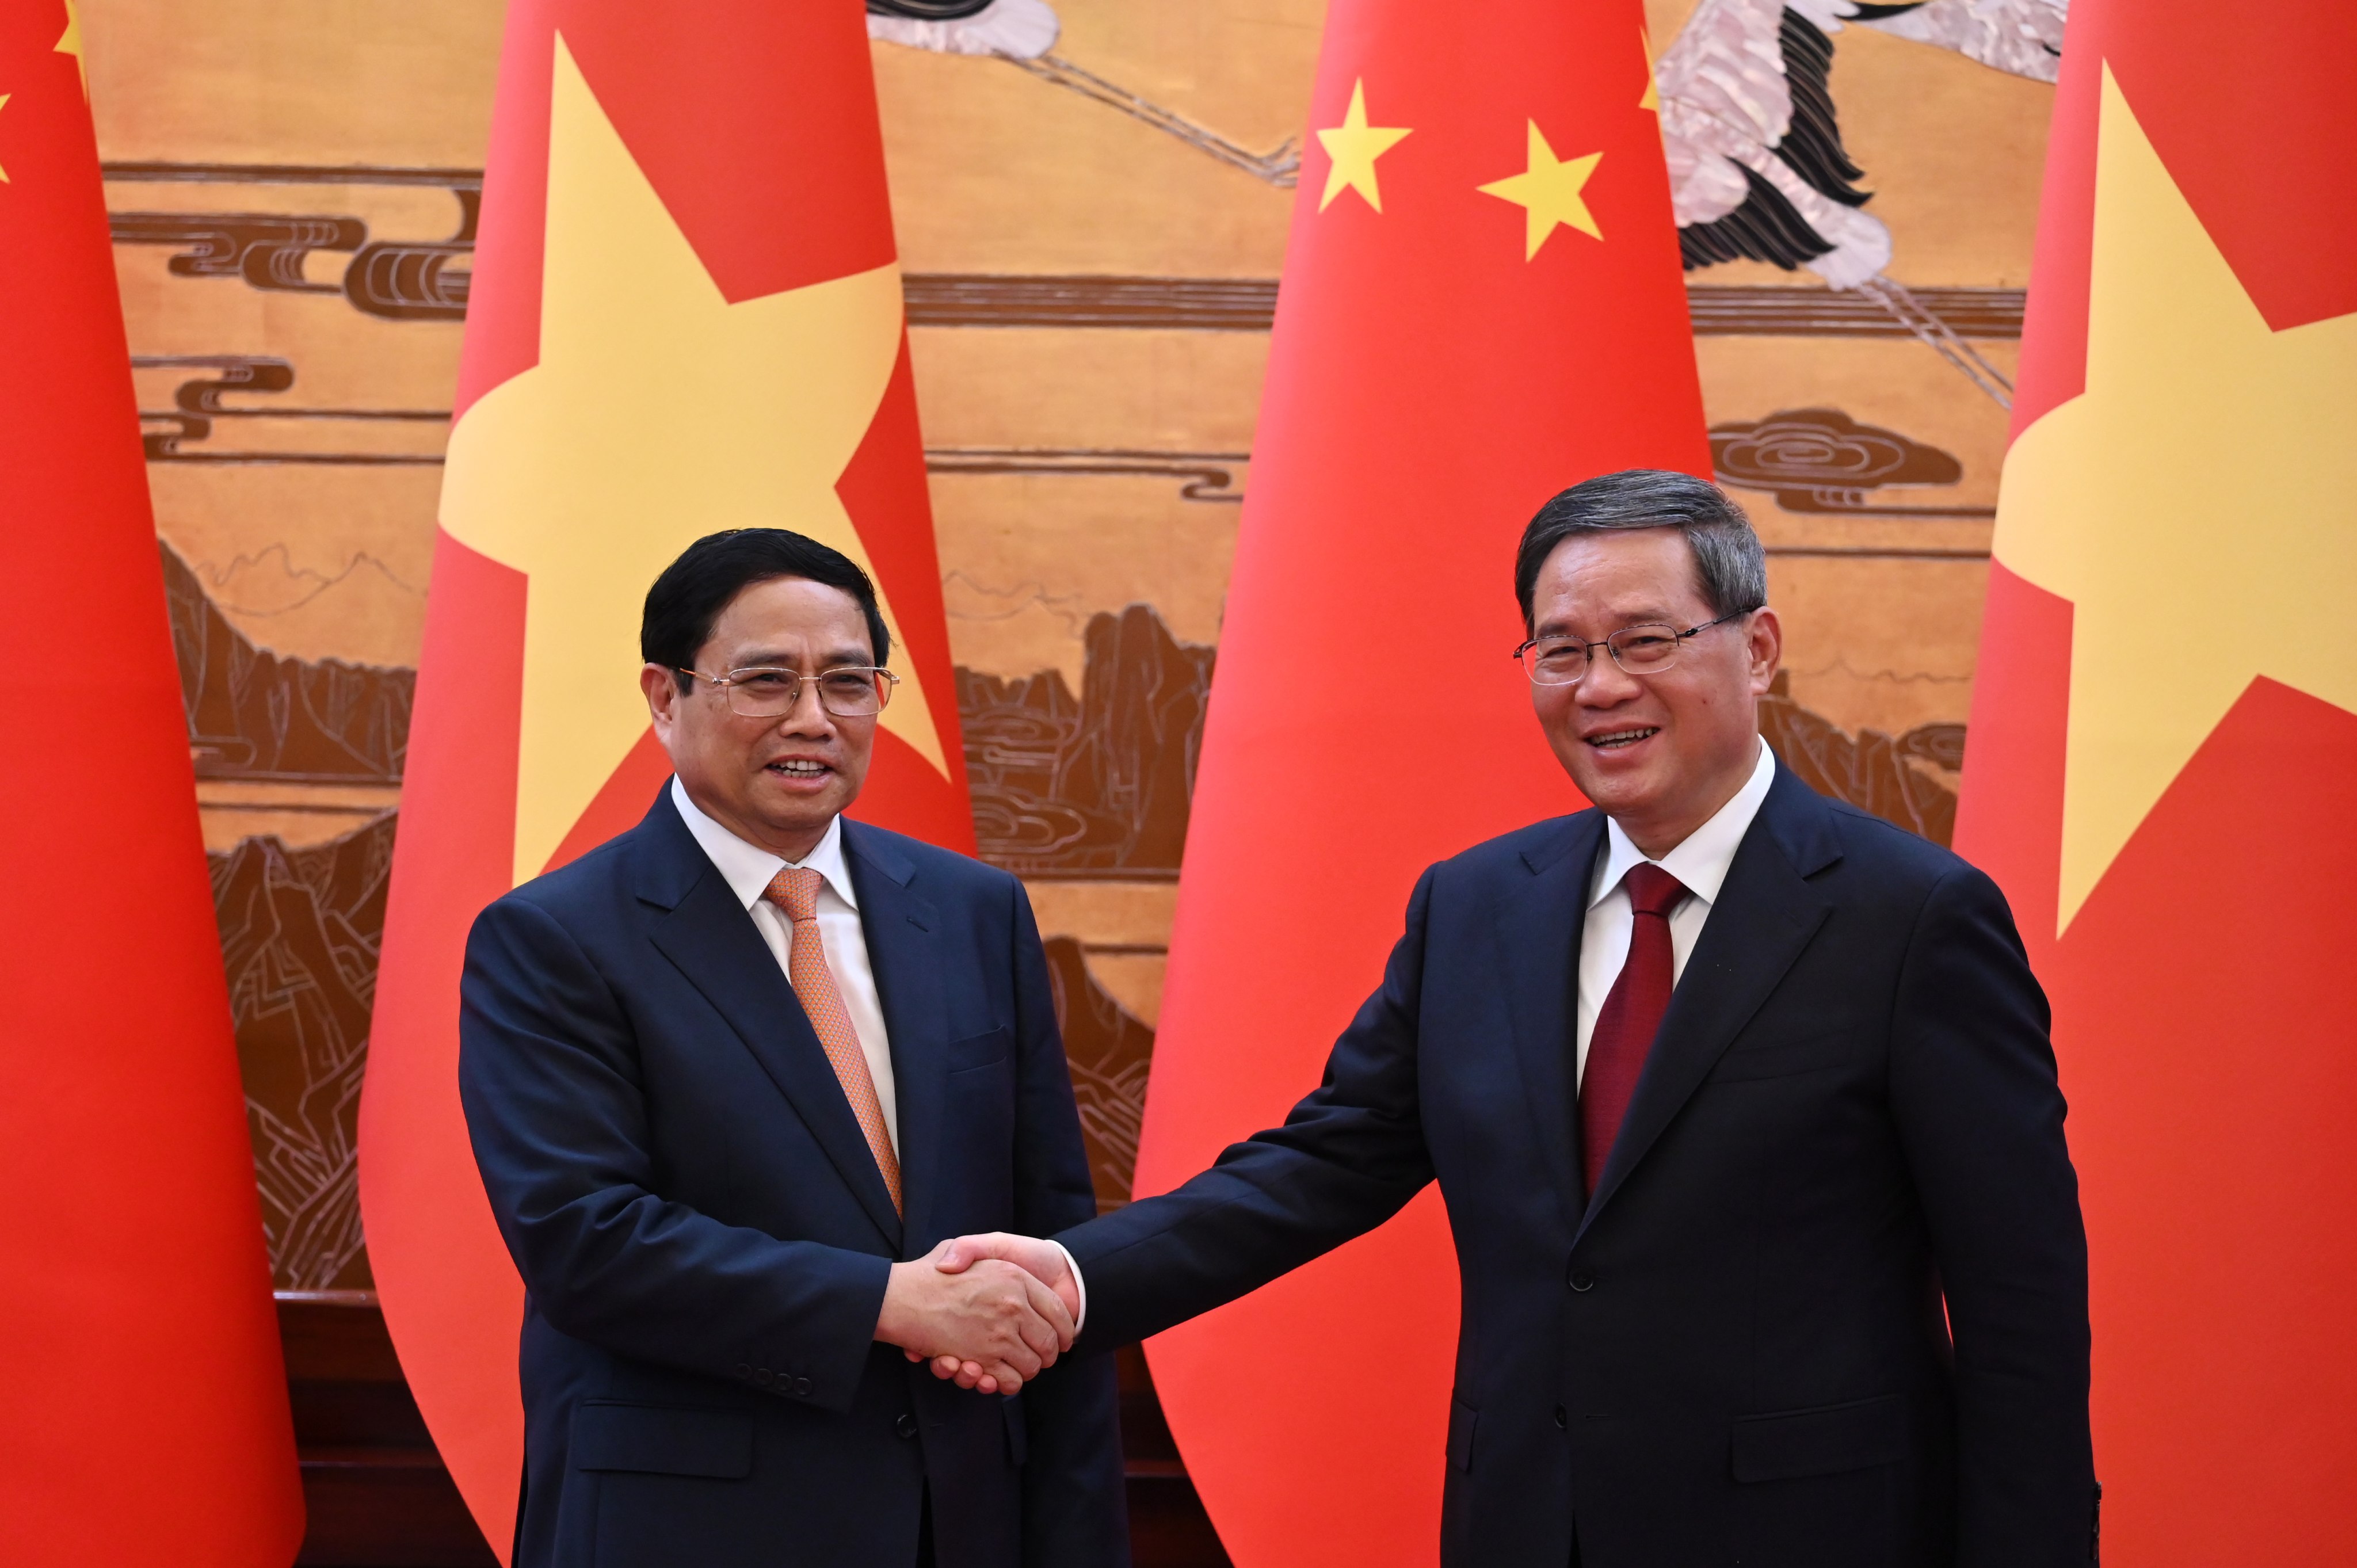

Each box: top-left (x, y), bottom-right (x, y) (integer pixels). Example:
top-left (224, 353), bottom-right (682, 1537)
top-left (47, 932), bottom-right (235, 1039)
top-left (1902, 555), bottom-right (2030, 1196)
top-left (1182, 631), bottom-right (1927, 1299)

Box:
top-left (84, 0), bottom-right (2047, 1292)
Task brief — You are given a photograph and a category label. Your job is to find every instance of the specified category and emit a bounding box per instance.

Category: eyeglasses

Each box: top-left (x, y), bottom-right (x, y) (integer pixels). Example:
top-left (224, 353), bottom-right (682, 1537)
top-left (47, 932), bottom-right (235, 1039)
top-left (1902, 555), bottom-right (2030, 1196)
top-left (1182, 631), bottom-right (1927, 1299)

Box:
top-left (1511, 611), bottom-right (1748, 685)
top-left (678, 665), bottom-right (899, 719)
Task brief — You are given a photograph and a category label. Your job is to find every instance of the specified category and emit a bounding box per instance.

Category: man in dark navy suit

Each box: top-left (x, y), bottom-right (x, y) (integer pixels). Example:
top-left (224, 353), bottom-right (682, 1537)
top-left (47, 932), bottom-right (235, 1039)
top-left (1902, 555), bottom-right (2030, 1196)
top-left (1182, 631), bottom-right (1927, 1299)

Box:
top-left (459, 529), bottom-right (1126, 1568)
top-left (939, 472), bottom-right (2096, 1567)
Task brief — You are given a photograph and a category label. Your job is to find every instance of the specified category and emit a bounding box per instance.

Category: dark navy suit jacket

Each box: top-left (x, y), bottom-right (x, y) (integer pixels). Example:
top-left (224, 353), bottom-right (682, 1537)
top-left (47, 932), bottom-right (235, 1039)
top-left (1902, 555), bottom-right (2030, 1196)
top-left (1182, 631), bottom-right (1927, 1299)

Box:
top-left (1062, 762), bottom-right (2093, 1568)
top-left (459, 788), bottom-right (1127, 1568)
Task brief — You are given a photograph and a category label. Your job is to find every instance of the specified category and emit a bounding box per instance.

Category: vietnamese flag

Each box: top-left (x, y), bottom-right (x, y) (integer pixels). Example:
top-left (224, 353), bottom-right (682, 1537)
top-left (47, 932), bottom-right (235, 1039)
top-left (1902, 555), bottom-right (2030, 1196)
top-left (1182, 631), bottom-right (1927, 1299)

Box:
top-left (1954, 2), bottom-right (2357, 1561)
top-left (359, 0), bottom-right (971, 1548)
top-left (1127, 0), bottom-right (1707, 1561)
top-left (0, 3), bottom-right (304, 1562)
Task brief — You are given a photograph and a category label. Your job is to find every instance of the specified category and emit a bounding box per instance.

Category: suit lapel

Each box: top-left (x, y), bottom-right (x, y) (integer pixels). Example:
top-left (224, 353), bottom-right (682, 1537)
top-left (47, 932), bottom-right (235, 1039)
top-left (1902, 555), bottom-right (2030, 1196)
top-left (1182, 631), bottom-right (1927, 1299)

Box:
top-left (841, 821), bottom-right (947, 1257)
top-left (636, 799), bottom-right (904, 1249)
top-left (1575, 766), bottom-right (1842, 1242)
top-left (1492, 812), bottom-right (1607, 1234)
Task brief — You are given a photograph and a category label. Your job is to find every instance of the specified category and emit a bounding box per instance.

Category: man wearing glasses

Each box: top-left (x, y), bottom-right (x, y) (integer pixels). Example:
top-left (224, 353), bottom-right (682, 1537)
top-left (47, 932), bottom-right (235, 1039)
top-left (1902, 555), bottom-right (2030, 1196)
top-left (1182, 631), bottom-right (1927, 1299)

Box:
top-left (938, 471), bottom-right (2095, 1567)
top-left (458, 529), bottom-right (1126, 1568)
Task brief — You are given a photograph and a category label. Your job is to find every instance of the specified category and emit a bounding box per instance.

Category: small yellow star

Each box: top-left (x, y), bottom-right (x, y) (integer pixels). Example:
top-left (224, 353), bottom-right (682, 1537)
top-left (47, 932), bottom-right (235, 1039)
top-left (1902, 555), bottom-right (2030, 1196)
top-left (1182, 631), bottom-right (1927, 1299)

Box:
top-left (1315, 79), bottom-right (1412, 214)
top-left (0, 96), bottom-right (12, 184)
top-left (1639, 29), bottom-right (1659, 113)
top-left (1477, 121), bottom-right (1604, 259)
top-left (57, 0), bottom-right (86, 102)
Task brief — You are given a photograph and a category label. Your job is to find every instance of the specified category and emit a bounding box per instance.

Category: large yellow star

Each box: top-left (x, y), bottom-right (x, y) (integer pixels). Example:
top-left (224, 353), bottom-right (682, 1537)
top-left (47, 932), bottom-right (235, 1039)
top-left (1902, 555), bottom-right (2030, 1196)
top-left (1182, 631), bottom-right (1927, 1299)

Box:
top-left (1315, 79), bottom-right (1410, 214)
top-left (1477, 122), bottom-right (1603, 259)
top-left (57, 0), bottom-right (86, 101)
top-left (441, 35), bottom-right (952, 886)
top-left (0, 97), bottom-right (11, 185)
top-left (1993, 64), bottom-right (2357, 931)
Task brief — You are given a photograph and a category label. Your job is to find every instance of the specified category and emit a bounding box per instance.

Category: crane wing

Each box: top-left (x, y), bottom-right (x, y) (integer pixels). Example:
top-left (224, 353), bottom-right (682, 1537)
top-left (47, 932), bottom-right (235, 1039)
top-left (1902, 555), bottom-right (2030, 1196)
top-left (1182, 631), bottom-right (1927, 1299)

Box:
top-left (867, 0), bottom-right (1060, 60)
top-left (1855, 0), bottom-right (2066, 83)
top-left (1661, 1), bottom-right (1893, 281)
top-left (1658, 0), bottom-right (1799, 227)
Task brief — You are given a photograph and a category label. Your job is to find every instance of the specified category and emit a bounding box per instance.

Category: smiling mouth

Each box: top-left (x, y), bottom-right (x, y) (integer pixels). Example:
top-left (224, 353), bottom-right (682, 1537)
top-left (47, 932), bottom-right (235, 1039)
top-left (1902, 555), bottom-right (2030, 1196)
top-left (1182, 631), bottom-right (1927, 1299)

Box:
top-left (1585, 727), bottom-right (1660, 751)
top-left (766, 758), bottom-right (832, 779)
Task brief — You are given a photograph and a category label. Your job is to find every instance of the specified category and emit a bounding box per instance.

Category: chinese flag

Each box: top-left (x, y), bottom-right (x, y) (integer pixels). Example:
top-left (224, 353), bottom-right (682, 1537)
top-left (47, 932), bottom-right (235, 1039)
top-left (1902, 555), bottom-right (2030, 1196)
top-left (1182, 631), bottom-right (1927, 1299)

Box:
top-left (1954, 2), bottom-right (2357, 1562)
top-left (360, 1), bottom-right (970, 1548)
top-left (0, 6), bottom-right (304, 1564)
top-left (1127, 1), bottom-right (1707, 1561)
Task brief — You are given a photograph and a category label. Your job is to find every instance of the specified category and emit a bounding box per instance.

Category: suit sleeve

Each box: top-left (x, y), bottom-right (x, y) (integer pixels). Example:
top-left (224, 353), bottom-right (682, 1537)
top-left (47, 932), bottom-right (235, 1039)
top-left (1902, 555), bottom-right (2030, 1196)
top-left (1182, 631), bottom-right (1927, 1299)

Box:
top-left (1887, 863), bottom-right (2097, 1568)
top-left (1002, 880), bottom-right (1131, 1568)
top-left (459, 894), bottom-right (890, 1413)
top-left (1056, 866), bottom-right (1443, 1352)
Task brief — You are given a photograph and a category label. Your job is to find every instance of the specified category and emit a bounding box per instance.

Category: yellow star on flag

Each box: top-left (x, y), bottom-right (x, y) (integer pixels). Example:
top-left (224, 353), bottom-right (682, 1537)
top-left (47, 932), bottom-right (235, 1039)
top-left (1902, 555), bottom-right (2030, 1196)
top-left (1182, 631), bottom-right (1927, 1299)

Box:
top-left (57, 0), bottom-right (86, 101)
top-left (0, 96), bottom-right (11, 184)
top-left (440, 35), bottom-right (953, 886)
top-left (1315, 78), bottom-right (1411, 213)
top-left (1477, 121), bottom-right (1603, 258)
top-left (1640, 29), bottom-right (1659, 113)
top-left (1992, 64), bottom-right (2357, 930)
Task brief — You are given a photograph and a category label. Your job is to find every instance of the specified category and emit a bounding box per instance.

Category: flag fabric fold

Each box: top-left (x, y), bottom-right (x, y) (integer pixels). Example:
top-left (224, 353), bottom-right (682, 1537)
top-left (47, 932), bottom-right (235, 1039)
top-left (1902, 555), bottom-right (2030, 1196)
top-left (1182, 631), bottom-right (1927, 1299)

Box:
top-left (361, 2), bottom-right (969, 1550)
top-left (1128, 2), bottom-right (1708, 1561)
top-left (1956, 3), bottom-right (2357, 1561)
top-left (0, 5), bottom-right (304, 1562)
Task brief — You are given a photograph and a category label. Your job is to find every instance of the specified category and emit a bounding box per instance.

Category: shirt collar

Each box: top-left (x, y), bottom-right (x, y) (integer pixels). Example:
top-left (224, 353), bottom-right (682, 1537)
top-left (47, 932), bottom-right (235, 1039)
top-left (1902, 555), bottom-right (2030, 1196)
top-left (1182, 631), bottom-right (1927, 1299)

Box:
top-left (669, 776), bottom-right (859, 913)
top-left (1588, 738), bottom-right (1776, 911)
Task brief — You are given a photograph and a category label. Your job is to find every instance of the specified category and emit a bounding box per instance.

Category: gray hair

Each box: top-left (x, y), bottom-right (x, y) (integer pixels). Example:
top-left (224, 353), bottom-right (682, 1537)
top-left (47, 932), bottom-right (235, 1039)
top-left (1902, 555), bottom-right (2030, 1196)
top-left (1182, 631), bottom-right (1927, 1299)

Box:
top-left (1514, 469), bottom-right (1768, 630)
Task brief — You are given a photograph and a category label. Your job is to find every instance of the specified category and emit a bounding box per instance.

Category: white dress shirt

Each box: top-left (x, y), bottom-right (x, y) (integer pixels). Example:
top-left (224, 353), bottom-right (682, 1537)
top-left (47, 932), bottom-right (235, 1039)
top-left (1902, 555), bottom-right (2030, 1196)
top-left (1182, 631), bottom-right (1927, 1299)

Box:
top-left (670, 778), bottom-right (899, 1155)
top-left (1575, 739), bottom-right (1776, 1088)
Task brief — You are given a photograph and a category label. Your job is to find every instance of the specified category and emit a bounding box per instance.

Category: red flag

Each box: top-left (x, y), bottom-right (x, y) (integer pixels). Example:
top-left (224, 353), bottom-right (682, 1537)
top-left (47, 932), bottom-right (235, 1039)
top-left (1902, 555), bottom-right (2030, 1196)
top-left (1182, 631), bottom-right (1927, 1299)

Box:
top-left (1127, 1), bottom-right (1707, 1561)
top-left (358, 1), bottom-right (971, 1550)
top-left (1955, 2), bottom-right (2357, 1561)
top-left (0, 5), bottom-right (304, 1562)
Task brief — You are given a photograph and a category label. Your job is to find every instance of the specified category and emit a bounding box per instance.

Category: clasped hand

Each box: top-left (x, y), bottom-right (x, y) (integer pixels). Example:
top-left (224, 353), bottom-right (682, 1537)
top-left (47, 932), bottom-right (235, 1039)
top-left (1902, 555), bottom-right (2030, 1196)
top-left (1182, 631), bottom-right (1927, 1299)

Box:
top-left (873, 1234), bottom-right (1078, 1395)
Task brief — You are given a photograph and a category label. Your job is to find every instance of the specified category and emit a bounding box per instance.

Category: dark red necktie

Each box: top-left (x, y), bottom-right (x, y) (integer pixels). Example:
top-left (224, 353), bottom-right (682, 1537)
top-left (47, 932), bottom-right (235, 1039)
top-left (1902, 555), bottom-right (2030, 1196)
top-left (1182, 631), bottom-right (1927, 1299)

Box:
top-left (1579, 863), bottom-right (1689, 1197)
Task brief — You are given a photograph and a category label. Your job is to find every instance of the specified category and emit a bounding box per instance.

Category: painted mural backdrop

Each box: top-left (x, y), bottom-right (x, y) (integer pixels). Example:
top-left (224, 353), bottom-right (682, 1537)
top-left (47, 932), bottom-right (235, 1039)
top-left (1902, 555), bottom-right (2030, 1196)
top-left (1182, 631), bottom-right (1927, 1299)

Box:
top-left (83, 0), bottom-right (2052, 1291)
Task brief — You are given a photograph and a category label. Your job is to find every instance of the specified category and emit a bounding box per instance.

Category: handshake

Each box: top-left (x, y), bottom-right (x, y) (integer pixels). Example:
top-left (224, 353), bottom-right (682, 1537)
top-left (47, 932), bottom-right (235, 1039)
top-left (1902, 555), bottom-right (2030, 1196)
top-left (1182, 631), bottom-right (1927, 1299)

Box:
top-left (873, 1232), bottom-right (1079, 1395)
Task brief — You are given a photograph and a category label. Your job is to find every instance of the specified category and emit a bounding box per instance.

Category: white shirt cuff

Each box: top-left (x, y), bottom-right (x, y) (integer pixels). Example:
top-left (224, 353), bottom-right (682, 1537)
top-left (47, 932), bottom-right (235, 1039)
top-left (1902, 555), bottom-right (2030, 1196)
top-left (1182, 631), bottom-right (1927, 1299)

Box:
top-left (1050, 1239), bottom-right (1086, 1336)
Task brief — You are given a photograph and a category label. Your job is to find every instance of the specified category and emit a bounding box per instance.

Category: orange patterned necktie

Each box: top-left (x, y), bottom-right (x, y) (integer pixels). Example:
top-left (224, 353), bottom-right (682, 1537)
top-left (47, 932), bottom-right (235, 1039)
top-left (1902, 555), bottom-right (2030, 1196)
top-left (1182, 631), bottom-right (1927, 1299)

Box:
top-left (764, 866), bottom-right (902, 1214)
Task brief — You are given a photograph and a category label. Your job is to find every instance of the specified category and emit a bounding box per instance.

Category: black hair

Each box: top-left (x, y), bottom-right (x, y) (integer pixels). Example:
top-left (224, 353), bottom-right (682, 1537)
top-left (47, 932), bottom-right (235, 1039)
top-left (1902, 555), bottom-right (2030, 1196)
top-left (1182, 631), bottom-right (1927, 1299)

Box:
top-left (1514, 469), bottom-right (1768, 631)
top-left (641, 529), bottom-right (891, 685)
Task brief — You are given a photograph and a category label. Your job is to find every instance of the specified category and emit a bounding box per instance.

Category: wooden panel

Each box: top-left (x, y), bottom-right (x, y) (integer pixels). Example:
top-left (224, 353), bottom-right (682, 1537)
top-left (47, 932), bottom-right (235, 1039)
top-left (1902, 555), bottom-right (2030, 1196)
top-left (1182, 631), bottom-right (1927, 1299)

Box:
top-left (276, 1296), bottom-right (1233, 1566)
top-left (1118, 1345), bottom-right (1234, 1568)
top-left (277, 1292), bottom-right (496, 1567)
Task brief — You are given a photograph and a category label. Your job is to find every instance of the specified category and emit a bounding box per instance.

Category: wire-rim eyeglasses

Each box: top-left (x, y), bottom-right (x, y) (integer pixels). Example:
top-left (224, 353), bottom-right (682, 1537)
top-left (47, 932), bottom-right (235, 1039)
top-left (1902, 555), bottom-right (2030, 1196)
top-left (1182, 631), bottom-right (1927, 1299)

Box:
top-left (677, 665), bottom-right (900, 719)
top-left (1510, 611), bottom-right (1748, 685)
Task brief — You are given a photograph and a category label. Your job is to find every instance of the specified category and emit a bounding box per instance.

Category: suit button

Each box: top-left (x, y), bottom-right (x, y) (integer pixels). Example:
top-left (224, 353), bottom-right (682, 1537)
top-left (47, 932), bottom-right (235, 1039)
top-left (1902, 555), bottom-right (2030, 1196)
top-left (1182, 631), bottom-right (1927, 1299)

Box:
top-left (792, 1376), bottom-right (813, 1397)
top-left (896, 1413), bottom-right (919, 1440)
top-left (754, 1368), bottom-right (774, 1387)
top-left (1554, 1405), bottom-right (1568, 1429)
top-left (1569, 1272), bottom-right (1595, 1293)
top-left (734, 1363), bottom-right (752, 1382)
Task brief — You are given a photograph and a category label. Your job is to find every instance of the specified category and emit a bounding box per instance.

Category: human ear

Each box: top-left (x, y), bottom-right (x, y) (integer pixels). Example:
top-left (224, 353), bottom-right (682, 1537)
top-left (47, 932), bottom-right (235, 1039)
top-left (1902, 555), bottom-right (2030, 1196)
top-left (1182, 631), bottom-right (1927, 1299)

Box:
top-left (641, 663), bottom-right (681, 732)
top-left (1744, 607), bottom-right (1783, 695)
